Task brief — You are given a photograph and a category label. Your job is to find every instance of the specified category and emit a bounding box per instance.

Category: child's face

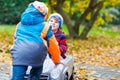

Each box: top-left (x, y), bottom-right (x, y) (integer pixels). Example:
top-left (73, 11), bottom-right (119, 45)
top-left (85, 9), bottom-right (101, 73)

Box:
top-left (49, 17), bottom-right (59, 32)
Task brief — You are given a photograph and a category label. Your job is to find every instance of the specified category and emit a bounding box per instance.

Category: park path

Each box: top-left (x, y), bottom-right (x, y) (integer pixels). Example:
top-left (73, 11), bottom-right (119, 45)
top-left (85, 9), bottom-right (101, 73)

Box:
top-left (0, 62), bottom-right (10, 80)
top-left (75, 64), bottom-right (120, 80)
top-left (0, 62), bottom-right (120, 80)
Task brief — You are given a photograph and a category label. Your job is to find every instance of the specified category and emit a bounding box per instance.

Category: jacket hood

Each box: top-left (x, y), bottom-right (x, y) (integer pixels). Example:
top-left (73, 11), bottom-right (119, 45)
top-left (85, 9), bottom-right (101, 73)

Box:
top-left (21, 5), bottom-right (45, 25)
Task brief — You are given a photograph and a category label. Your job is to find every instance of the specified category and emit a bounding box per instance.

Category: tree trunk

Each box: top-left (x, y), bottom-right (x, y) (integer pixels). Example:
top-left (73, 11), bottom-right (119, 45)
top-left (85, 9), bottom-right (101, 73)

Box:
top-left (48, 0), bottom-right (104, 39)
top-left (54, 6), bottom-right (77, 38)
top-left (80, 1), bottom-right (104, 39)
top-left (73, 0), bottom-right (94, 35)
top-left (73, 0), bottom-right (104, 37)
top-left (49, 0), bottom-right (77, 38)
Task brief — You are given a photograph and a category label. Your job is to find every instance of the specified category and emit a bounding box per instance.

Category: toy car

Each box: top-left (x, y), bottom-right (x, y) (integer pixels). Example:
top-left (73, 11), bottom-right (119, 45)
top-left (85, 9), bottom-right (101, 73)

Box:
top-left (10, 54), bottom-right (74, 80)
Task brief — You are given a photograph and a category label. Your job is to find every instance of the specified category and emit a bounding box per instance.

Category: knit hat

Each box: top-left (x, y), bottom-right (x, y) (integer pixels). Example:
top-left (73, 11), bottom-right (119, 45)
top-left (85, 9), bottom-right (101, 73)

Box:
top-left (29, 1), bottom-right (48, 18)
top-left (48, 13), bottom-right (63, 28)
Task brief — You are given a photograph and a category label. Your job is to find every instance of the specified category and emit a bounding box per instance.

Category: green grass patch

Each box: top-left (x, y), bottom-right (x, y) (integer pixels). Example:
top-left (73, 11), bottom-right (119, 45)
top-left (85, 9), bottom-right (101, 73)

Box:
top-left (0, 25), bottom-right (15, 44)
top-left (61, 24), bottom-right (69, 35)
top-left (89, 27), bottom-right (120, 37)
top-left (0, 24), bottom-right (120, 38)
top-left (0, 24), bottom-right (15, 33)
top-left (61, 25), bottom-right (120, 37)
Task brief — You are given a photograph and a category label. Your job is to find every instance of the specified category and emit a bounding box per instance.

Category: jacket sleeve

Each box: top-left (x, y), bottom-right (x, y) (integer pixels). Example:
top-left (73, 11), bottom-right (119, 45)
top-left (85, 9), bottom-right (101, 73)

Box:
top-left (46, 28), bottom-right (60, 64)
top-left (59, 35), bottom-right (67, 55)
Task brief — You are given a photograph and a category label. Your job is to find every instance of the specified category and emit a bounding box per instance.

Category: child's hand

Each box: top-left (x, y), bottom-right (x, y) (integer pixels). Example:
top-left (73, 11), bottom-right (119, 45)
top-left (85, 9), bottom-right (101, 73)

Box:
top-left (55, 62), bottom-right (66, 66)
top-left (59, 62), bottom-right (66, 66)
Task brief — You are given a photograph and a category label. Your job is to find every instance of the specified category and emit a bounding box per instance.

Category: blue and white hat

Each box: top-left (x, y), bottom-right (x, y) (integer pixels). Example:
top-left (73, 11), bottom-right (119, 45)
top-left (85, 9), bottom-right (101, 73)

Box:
top-left (48, 13), bottom-right (63, 28)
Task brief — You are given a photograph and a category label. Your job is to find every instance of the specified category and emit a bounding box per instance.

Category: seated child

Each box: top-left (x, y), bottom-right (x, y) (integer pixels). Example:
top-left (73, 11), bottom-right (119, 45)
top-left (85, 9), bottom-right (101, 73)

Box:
top-left (48, 13), bottom-right (67, 59)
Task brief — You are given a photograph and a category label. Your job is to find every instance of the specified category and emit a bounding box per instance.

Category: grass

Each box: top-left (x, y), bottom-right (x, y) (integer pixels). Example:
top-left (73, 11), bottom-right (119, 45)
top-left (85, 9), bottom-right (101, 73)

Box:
top-left (0, 24), bottom-right (120, 38)
top-left (89, 27), bottom-right (120, 37)
top-left (0, 24), bottom-right (15, 33)
top-left (0, 25), bottom-right (15, 44)
top-left (61, 24), bottom-right (69, 35)
top-left (61, 24), bottom-right (120, 37)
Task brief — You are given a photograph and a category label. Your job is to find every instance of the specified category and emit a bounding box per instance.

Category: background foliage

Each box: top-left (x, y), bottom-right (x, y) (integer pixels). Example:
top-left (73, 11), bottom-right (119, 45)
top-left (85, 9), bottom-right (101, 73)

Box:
top-left (0, 0), bottom-right (120, 25)
top-left (0, 0), bottom-right (120, 39)
top-left (0, 0), bottom-right (34, 24)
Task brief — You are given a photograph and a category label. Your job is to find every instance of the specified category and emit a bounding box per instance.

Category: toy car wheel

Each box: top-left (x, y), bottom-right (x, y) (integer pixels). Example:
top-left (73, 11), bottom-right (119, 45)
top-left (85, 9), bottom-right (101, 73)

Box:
top-left (70, 67), bottom-right (74, 80)
top-left (64, 73), bottom-right (68, 80)
top-left (69, 72), bottom-right (74, 80)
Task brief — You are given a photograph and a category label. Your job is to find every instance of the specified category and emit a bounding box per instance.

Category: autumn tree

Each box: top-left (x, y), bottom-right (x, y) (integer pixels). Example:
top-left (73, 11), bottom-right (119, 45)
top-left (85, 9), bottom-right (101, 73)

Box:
top-left (48, 0), bottom-right (103, 39)
top-left (0, 0), bottom-right (120, 39)
top-left (48, 0), bottom-right (120, 39)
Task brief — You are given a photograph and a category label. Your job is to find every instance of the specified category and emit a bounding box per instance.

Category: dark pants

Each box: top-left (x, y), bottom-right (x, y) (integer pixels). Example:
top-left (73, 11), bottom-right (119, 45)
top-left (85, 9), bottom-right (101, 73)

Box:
top-left (11, 65), bottom-right (43, 80)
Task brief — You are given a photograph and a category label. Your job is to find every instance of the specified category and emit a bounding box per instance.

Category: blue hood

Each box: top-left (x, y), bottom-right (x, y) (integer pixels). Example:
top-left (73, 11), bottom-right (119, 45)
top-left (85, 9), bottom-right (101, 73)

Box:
top-left (21, 5), bottom-right (45, 25)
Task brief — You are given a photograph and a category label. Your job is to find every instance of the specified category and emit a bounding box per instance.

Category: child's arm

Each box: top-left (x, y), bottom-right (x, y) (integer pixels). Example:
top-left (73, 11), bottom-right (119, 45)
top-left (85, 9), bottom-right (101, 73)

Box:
top-left (45, 27), bottom-right (60, 64)
top-left (59, 35), bottom-right (67, 54)
top-left (58, 34), bottom-right (67, 58)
